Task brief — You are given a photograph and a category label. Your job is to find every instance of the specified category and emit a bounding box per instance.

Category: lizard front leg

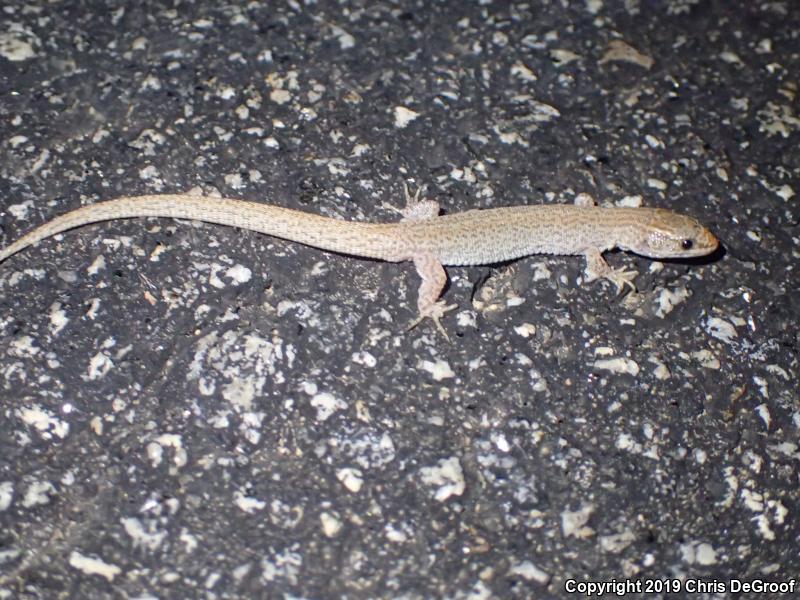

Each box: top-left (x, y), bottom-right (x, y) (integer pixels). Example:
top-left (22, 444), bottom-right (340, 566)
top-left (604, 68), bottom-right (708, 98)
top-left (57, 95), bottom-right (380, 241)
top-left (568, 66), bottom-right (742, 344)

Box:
top-left (582, 248), bottom-right (638, 294)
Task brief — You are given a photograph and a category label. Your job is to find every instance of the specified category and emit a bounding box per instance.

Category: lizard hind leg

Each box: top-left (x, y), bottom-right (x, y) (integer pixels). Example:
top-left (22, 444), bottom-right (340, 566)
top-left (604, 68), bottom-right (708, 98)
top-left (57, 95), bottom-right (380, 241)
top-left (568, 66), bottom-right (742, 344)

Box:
top-left (407, 253), bottom-right (456, 340)
top-left (398, 182), bottom-right (441, 222)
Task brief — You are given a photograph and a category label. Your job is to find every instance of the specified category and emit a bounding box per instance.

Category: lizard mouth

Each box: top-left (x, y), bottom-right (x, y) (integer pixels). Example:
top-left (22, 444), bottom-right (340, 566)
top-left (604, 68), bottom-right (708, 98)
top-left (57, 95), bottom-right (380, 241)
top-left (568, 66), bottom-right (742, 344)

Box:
top-left (686, 228), bottom-right (720, 256)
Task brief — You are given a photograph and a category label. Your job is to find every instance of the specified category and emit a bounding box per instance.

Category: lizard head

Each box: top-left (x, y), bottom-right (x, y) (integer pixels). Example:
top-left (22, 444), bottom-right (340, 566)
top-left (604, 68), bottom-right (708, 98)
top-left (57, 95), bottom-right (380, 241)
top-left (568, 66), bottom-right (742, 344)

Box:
top-left (620, 209), bottom-right (719, 259)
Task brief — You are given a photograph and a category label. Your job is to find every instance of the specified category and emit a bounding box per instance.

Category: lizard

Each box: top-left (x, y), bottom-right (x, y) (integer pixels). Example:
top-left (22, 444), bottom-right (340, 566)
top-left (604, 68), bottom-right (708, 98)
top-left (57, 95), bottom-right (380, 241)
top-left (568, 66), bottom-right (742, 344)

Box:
top-left (0, 186), bottom-right (718, 338)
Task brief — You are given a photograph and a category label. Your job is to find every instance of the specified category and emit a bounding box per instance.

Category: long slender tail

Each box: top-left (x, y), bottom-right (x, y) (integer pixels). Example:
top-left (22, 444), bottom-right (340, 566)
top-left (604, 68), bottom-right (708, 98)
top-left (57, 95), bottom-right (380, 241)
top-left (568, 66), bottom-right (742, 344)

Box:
top-left (0, 194), bottom-right (406, 264)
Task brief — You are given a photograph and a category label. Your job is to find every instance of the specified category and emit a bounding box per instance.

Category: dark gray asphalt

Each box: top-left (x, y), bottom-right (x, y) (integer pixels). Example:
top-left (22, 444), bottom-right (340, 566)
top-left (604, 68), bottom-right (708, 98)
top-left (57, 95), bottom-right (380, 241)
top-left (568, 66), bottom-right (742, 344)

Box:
top-left (1, 1), bottom-right (797, 598)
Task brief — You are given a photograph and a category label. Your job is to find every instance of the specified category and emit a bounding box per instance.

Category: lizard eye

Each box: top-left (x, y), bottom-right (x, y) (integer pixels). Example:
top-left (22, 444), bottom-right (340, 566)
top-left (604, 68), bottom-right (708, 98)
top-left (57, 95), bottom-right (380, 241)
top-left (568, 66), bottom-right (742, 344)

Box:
top-left (681, 239), bottom-right (693, 250)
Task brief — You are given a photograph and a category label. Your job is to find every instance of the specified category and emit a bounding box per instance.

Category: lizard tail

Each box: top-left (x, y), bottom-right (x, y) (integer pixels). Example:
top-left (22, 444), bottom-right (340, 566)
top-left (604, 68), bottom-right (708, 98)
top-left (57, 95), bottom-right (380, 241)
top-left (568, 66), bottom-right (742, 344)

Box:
top-left (0, 194), bottom-right (406, 264)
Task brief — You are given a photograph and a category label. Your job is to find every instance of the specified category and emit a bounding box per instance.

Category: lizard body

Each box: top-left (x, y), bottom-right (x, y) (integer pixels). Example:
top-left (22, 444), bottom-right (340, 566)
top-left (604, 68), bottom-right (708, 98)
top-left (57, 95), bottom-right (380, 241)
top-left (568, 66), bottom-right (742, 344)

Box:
top-left (0, 190), bottom-right (718, 336)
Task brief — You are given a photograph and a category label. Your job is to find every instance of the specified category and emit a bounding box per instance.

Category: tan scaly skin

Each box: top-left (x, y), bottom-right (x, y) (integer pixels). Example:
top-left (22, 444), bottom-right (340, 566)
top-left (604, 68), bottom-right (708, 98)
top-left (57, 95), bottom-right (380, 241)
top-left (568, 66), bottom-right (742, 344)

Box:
top-left (0, 186), bottom-right (719, 338)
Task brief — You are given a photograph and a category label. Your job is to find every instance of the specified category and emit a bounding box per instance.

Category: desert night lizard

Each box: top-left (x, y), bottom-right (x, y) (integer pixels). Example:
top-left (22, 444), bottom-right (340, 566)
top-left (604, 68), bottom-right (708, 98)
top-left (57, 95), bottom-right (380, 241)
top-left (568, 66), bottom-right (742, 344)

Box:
top-left (0, 187), bottom-right (718, 337)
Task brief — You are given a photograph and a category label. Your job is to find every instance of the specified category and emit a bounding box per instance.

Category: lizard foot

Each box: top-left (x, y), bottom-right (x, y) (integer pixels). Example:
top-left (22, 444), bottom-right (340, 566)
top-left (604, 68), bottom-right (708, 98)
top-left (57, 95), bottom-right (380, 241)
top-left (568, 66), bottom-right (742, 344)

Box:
top-left (603, 267), bottom-right (638, 295)
top-left (583, 249), bottom-right (638, 295)
top-left (382, 182), bottom-right (440, 222)
top-left (407, 300), bottom-right (457, 341)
